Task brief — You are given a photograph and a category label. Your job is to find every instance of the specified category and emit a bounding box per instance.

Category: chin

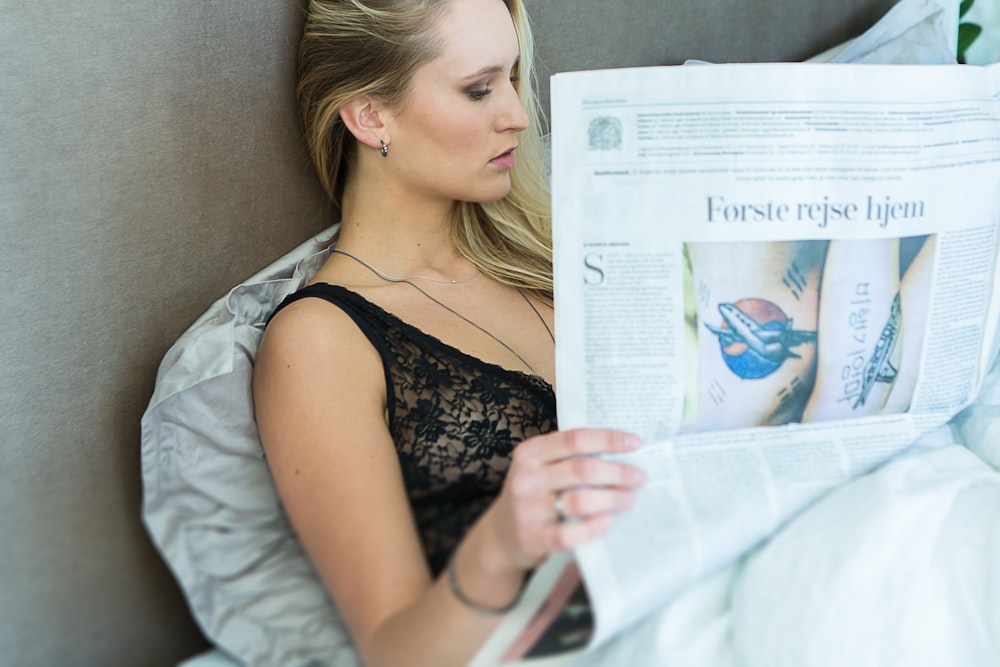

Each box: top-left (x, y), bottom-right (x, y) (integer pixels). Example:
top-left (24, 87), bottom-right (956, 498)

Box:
top-left (476, 177), bottom-right (514, 203)
top-left (449, 173), bottom-right (513, 205)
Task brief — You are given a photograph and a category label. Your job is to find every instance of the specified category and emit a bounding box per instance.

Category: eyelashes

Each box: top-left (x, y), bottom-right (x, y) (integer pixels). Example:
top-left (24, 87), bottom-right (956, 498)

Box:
top-left (467, 76), bottom-right (521, 102)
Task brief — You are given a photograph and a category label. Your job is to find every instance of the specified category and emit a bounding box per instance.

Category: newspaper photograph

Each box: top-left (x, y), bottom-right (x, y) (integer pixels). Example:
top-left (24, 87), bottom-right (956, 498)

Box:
top-left (473, 60), bottom-right (1000, 666)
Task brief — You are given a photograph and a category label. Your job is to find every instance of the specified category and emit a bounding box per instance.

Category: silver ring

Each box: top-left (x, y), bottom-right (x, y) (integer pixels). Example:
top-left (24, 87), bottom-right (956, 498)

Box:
top-left (553, 492), bottom-right (567, 522)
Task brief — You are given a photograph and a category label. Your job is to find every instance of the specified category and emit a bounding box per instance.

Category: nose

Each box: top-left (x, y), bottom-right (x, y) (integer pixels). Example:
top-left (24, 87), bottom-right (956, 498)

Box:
top-left (498, 80), bottom-right (529, 133)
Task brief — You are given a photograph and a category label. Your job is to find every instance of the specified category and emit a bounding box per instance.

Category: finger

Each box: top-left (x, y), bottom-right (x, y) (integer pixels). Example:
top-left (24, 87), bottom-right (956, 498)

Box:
top-left (520, 428), bottom-right (641, 465)
top-left (548, 513), bottom-right (615, 552)
top-left (556, 487), bottom-right (637, 520)
top-left (546, 456), bottom-right (647, 492)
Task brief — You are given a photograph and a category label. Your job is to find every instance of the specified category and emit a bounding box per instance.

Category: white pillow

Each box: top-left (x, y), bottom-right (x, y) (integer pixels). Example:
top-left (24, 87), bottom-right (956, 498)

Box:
top-left (141, 227), bottom-right (362, 667)
top-left (815, 0), bottom-right (956, 64)
top-left (730, 443), bottom-right (1000, 667)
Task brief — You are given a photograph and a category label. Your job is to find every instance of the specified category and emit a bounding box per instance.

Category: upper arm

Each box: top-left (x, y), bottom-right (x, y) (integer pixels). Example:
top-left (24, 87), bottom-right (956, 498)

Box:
top-left (252, 297), bottom-right (432, 649)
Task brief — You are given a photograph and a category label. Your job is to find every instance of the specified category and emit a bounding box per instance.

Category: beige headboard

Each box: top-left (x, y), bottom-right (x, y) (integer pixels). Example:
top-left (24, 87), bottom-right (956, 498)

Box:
top-left (0, 0), bottom-right (896, 663)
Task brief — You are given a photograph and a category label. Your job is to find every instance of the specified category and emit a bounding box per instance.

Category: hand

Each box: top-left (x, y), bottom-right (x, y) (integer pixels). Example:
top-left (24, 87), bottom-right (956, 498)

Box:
top-left (491, 428), bottom-right (647, 572)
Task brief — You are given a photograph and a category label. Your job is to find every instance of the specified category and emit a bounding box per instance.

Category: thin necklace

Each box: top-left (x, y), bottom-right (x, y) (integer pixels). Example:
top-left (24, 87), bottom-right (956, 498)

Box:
top-left (334, 247), bottom-right (554, 374)
top-left (332, 247), bottom-right (479, 284)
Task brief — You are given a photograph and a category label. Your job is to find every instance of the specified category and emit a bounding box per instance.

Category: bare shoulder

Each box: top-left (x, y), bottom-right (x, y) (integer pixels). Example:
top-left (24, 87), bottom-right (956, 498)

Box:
top-left (255, 295), bottom-right (383, 399)
top-left (252, 293), bottom-right (388, 456)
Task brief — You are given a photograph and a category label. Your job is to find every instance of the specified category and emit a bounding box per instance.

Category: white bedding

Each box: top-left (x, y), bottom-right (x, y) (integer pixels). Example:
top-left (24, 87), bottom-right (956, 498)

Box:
top-left (576, 436), bottom-right (1000, 667)
top-left (732, 440), bottom-right (1000, 667)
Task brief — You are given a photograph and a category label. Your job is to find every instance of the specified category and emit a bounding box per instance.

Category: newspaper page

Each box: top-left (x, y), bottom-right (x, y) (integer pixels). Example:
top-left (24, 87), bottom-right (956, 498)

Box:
top-left (474, 61), bottom-right (1000, 666)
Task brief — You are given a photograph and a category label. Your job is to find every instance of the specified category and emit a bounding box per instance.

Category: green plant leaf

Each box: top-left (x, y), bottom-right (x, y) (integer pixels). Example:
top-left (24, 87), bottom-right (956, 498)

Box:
top-left (960, 0), bottom-right (975, 19)
top-left (958, 22), bottom-right (983, 62)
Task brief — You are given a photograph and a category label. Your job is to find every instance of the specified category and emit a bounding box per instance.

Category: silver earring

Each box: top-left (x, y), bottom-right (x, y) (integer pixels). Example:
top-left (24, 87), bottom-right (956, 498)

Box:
top-left (379, 140), bottom-right (389, 158)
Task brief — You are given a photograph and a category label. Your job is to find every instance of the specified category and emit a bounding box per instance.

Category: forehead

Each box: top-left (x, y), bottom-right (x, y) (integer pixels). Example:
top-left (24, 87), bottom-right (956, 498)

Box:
top-left (433, 0), bottom-right (519, 71)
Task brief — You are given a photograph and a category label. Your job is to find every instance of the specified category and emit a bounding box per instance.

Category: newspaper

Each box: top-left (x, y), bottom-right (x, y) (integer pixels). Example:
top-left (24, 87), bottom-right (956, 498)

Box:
top-left (473, 60), bottom-right (1000, 666)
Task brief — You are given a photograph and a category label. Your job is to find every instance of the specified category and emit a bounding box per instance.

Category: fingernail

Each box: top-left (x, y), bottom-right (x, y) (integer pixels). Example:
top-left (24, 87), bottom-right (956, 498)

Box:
top-left (624, 434), bottom-right (642, 449)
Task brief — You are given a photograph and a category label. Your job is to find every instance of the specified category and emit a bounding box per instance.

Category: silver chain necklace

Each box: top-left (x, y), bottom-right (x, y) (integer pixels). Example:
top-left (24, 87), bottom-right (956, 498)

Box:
top-left (332, 247), bottom-right (554, 374)
top-left (332, 247), bottom-right (479, 284)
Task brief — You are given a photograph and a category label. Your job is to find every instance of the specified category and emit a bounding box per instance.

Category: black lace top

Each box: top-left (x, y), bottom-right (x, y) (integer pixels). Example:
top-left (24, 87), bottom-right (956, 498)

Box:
top-left (271, 283), bottom-right (557, 575)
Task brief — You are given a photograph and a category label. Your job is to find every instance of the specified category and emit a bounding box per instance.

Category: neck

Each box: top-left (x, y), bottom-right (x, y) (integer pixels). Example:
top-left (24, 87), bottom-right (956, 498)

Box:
top-left (337, 160), bottom-right (470, 276)
top-left (332, 247), bottom-right (480, 285)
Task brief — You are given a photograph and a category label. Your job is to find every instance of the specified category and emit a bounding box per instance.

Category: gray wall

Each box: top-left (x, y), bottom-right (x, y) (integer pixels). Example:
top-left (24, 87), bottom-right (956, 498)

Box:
top-left (530, 1), bottom-right (898, 120)
top-left (0, 0), bottom-right (895, 664)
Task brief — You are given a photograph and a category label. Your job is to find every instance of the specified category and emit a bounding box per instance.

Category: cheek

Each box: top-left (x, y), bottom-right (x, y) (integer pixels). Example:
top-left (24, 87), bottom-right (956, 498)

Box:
top-left (413, 107), bottom-right (486, 156)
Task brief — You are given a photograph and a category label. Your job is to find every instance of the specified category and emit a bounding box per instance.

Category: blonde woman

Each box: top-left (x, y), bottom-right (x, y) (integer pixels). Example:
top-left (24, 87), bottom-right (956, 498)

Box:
top-left (252, 0), bottom-right (646, 664)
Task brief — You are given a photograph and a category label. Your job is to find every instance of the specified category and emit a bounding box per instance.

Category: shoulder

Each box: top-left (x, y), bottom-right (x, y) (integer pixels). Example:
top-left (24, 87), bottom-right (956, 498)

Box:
top-left (254, 289), bottom-right (386, 413)
top-left (264, 288), bottom-right (362, 349)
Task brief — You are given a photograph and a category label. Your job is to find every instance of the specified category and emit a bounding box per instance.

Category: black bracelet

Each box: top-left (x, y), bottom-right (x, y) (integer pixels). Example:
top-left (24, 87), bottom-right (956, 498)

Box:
top-left (445, 550), bottom-right (521, 616)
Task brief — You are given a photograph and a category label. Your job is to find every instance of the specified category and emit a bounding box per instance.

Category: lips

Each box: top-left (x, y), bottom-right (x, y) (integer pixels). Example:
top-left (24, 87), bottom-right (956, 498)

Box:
top-left (489, 146), bottom-right (517, 169)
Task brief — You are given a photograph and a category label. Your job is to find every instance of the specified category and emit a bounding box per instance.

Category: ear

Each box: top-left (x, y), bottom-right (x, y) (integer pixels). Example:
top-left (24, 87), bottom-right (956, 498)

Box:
top-left (339, 95), bottom-right (390, 151)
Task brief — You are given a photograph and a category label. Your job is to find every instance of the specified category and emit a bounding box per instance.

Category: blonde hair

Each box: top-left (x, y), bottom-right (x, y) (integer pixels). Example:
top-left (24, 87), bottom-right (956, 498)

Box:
top-left (298, 0), bottom-right (553, 298)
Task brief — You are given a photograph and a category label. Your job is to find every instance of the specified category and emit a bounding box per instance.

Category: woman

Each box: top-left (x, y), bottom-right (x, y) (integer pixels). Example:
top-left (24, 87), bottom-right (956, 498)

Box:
top-left (252, 0), bottom-right (646, 664)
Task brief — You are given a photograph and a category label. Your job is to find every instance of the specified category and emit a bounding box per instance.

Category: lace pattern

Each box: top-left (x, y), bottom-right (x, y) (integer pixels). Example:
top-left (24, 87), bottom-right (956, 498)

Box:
top-left (272, 283), bottom-right (557, 575)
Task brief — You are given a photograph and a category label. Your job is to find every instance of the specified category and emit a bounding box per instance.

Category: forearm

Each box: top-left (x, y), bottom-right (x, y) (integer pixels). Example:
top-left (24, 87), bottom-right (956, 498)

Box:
top-left (343, 428), bottom-right (645, 666)
top-left (361, 508), bottom-right (526, 667)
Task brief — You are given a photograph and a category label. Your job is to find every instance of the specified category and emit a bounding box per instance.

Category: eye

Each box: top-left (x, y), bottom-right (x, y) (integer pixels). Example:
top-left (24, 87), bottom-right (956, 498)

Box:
top-left (467, 87), bottom-right (492, 101)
